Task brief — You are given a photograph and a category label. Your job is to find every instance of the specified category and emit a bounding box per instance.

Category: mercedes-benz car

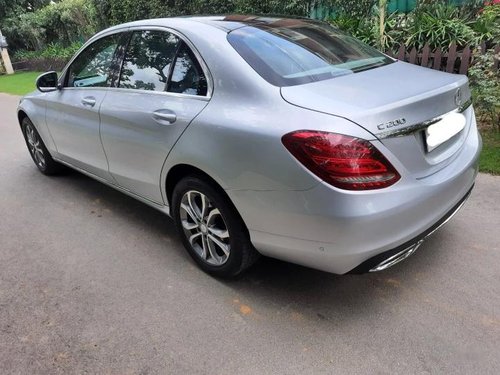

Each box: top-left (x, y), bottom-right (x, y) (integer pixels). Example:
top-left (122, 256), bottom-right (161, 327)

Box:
top-left (17, 16), bottom-right (481, 277)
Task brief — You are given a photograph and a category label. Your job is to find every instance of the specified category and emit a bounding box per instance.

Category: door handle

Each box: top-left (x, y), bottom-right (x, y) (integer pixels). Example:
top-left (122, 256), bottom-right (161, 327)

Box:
top-left (82, 97), bottom-right (96, 107)
top-left (152, 110), bottom-right (177, 124)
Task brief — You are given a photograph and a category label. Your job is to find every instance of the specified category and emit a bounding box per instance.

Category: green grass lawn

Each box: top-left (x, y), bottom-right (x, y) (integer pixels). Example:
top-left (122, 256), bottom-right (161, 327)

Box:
top-left (0, 71), bottom-right (42, 95)
top-left (479, 129), bottom-right (500, 175)
top-left (0, 71), bottom-right (498, 175)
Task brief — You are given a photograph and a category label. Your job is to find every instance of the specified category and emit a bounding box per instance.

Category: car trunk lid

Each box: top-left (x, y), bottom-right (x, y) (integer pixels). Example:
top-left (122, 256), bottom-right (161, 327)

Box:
top-left (280, 61), bottom-right (472, 178)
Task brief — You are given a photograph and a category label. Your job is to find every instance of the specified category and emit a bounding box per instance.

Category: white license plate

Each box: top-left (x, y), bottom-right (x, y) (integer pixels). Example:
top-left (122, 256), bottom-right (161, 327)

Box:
top-left (425, 112), bottom-right (466, 152)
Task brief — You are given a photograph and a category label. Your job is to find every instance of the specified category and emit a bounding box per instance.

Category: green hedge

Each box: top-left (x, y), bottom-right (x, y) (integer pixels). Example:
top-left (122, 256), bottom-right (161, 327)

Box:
top-left (2, 0), bottom-right (98, 51)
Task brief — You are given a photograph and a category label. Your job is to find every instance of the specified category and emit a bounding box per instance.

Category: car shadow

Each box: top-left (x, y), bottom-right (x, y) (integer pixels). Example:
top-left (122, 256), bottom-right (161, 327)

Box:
top-left (56, 169), bottom-right (449, 316)
top-left (57, 169), bottom-right (178, 237)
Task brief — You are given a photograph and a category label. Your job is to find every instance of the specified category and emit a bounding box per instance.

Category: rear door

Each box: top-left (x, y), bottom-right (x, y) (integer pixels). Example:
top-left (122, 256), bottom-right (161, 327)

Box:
top-left (99, 28), bottom-right (210, 203)
top-left (44, 33), bottom-right (122, 180)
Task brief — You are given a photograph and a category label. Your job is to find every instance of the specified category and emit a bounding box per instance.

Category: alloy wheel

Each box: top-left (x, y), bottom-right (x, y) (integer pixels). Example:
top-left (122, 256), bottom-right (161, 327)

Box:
top-left (179, 190), bottom-right (231, 266)
top-left (25, 124), bottom-right (46, 169)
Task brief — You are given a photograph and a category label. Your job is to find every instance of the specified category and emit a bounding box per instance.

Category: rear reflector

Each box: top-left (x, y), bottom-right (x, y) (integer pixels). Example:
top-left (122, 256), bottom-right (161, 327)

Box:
top-left (282, 130), bottom-right (400, 190)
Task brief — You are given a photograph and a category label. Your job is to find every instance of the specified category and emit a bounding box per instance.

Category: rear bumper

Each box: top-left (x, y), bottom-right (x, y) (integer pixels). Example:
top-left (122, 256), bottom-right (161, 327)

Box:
top-left (227, 128), bottom-right (481, 274)
top-left (348, 185), bottom-right (473, 273)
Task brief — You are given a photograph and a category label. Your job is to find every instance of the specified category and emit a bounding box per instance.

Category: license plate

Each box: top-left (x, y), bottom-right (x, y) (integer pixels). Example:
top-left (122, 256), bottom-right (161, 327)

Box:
top-left (425, 112), bottom-right (466, 152)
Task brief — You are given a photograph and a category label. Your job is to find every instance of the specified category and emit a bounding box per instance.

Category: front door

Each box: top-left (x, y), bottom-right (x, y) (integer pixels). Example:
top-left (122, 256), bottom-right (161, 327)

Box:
top-left (100, 29), bottom-right (210, 203)
top-left (44, 33), bottom-right (121, 180)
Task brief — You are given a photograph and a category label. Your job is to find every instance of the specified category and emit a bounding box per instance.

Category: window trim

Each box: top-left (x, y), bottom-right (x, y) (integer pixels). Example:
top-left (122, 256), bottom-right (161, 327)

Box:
top-left (166, 41), bottom-right (208, 96)
top-left (119, 26), bottom-right (213, 99)
top-left (58, 25), bottom-right (213, 101)
top-left (117, 29), bottom-right (181, 94)
top-left (62, 32), bottom-right (123, 89)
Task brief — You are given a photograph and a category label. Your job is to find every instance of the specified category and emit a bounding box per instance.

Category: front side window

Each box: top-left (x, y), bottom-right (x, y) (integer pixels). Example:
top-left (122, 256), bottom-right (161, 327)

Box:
top-left (66, 34), bottom-right (120, 88)
top-left (167, 42), bottom-right (208, 96)
top-left (227, 19), bottom-right (394, 87)
top-left (119, 30), bottom-right (180, 91)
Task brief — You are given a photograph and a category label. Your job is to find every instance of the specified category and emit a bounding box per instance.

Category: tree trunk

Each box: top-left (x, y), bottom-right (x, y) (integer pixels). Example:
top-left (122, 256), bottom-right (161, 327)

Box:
top-left (379, 0), bottom-right (387, 50)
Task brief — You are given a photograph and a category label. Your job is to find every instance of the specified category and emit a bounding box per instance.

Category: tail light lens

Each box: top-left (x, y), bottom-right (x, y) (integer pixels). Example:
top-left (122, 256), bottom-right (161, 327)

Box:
top-left (282, 130), bottom-right (400, 190)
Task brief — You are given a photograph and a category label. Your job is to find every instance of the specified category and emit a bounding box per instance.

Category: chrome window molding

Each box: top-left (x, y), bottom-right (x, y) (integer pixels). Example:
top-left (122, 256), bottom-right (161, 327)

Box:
top-left (57, 28), bottom-right (128, 88)
top-left (60, 86), bottom-right (211, 102)
top-left (377, 98), bottom-right (472, 139)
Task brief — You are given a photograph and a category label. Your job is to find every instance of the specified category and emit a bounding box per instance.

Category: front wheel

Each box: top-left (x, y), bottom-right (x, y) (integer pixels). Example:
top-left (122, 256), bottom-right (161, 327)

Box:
top-left (21, 117), bottom-right (65, 175)
top-left (172, 175), bottom-right (260, 278)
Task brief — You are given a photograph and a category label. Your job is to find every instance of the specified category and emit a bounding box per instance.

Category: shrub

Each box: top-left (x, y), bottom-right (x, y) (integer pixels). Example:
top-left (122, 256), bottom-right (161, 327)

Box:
top-left (14, 42), bottom-right (83, 61)
top-left (2, 0), bottom-right (97, 51)
top-left (92, 0), bottom-right (312, 26)
top-left (330, 8), bottom-right (406, 51)
top-left (12, 42), bottom-right (83, 72)
top-left (327, 0), bottom-right (376, 17)
top-left (404, 2), bottom-right (480, 50)
top-left (474, 3), bottom-right (500, 46)
top-left (329, 0), bottom-right (496, 53)
top-left (468, 49), bottom-right (500, 131)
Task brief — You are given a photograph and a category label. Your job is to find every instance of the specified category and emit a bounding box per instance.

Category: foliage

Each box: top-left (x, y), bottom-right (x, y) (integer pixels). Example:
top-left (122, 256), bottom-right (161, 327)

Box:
top-left (324, 0), bottom-right (376, 17)
top-left (92, 0), bottom-right (311, 26)
top-left (233, 0), bottom-right (310, 16)
top-left (404, 2), bottom-right (479, 50)
top-left (329, 0), bottom-right (498, 52)
top-left (468, 48), bottom-right (500, 132)
top-left (2, 0), bottom-right (98, 51)
top-left (0, 0), bottom-right (50, 20)
top-left (14, 42), bottom-right (83, 61)
top-left (330, 8), bottom-right (406, 50)
top-left (473, 4), bottom-right (500, 47)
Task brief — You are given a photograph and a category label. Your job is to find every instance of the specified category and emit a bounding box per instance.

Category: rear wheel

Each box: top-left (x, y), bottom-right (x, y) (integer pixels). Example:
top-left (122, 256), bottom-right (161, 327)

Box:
top-left (21, 117), bottom-right (65, 175)
top-left (172, 175), bottom-right (260, 278)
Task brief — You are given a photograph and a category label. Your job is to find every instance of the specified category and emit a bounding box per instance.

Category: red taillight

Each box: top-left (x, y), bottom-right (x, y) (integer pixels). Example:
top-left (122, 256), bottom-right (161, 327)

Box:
top-left (282, 130), bottom-right (400, 190)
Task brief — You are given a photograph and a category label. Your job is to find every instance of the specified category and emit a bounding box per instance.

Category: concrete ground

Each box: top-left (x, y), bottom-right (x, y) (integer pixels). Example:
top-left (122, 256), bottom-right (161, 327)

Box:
top-left (0, 92), bottom-right (499, 374)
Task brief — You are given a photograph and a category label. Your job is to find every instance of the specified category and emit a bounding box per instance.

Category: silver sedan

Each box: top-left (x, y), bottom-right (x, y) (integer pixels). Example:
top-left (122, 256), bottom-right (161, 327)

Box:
top-left (17, 16), bottom-right (481, 277)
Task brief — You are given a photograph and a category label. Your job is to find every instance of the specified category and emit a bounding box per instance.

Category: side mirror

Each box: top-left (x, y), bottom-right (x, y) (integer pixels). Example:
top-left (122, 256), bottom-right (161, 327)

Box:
top-left (36, 71), bottom-right (60, 93)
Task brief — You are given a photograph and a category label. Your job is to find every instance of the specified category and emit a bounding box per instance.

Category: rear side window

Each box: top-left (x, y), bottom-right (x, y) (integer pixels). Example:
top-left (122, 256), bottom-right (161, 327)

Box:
top-left (227, 21), bottom-right (394, 87)
top-left (66, 34), bottom-right (120, 88)
top-left (119, 30), bottom-right (180, 91)
top-left (167, 42), bottom-right (208, 96)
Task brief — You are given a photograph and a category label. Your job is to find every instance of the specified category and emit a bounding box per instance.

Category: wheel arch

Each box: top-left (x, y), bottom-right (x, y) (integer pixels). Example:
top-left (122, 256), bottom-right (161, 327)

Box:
top-left (164, 163), bottom-right (250, 235)
top-left (165, 164), bottom-right (224, 207)
top-left (17, 110), bottom-right (29, 128)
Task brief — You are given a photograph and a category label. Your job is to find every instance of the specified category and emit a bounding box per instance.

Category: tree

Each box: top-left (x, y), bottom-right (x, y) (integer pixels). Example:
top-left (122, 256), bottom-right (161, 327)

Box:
top-left (0, 0), bottom-right (51, 19)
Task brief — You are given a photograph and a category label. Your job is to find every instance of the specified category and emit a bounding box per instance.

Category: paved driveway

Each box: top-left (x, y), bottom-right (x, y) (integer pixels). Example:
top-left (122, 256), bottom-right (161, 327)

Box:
top-left (1, 93), bottom-right (499, 374)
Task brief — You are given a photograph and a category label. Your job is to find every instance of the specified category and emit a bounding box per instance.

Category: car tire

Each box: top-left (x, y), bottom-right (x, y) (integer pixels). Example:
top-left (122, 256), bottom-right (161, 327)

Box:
top-left (21, 117), bottom-right (66, 175)
top-left (172, 175), bottom-right (260, 278)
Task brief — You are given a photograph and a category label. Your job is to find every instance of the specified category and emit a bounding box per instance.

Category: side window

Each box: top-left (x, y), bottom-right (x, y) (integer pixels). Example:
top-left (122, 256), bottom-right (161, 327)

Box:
top-left (66, 34), bottom-right (120, 88)
top-left (168, 43), bottom-right (208, 96)
top-left (119, 30), bottom-right (180, 91)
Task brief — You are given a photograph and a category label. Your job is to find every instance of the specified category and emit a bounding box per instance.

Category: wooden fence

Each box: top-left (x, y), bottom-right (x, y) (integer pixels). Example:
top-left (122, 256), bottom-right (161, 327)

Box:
top-left (311, 0), bottom-right (472, 20)
top-left (386, 42), bottom-right (500, 74)
top-left (11, 57), bottom-right (68, 73)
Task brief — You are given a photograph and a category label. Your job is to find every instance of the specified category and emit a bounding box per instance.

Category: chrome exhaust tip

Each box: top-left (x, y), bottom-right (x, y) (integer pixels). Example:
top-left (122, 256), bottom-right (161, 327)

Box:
top-left (369, 240), bottom-right (424, 272)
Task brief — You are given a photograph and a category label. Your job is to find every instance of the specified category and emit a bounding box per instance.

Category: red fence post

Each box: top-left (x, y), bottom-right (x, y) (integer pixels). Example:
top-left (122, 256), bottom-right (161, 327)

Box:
top-left (409, 47), bottom-right (417, 65)
top-left (433, 48), bottom-right (442, 70)
top-left (446, 42), bottom-right (457, 73)
top-left (493, 45), bottom-right (500, 70)
top-left (397, 44), bottom-right (406, 61)
top-left (421, 44), bottom-right (430, 68)
top-left (459, 46), bottom-right (471, 74)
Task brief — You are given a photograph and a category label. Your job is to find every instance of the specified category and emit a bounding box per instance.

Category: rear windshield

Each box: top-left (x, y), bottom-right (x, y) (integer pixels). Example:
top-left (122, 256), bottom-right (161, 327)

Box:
top-left (227, 20), bottom-right (394, 87)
